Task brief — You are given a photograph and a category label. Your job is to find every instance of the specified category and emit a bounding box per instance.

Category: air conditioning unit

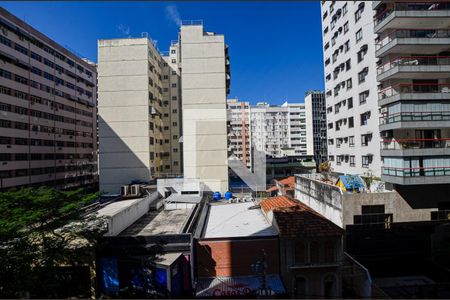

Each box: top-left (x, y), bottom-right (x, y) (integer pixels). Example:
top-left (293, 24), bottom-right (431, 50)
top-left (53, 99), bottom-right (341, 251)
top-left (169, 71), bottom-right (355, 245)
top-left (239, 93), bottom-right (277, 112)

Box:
top-left (130, 184), bottom-right (141, 197)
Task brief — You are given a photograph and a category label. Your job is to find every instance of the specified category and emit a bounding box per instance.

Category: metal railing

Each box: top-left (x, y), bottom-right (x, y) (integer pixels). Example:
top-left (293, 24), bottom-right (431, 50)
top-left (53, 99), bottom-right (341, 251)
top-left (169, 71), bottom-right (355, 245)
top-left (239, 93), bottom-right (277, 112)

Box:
top-left (380, 111), bottom-right (450, 124)
top-left (382, 166), bottom-right (450, 177)
top-left (376, 29), bottom-right (450, 49)
top-left (377, 56), bottom-right (450, 74)
top-left (378, 83), bottom-right (450, 100)
top-left (381, 138), bottom-right (450, 150)
top-left (374, 2), bottom-right (450, 26)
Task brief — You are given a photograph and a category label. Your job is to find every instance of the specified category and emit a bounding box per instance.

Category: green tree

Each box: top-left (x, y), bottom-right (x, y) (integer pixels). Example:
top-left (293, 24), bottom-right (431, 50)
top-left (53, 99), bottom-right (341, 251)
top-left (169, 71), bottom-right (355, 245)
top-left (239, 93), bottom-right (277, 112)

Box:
top-left (0, 187), bottom-right (106, 298)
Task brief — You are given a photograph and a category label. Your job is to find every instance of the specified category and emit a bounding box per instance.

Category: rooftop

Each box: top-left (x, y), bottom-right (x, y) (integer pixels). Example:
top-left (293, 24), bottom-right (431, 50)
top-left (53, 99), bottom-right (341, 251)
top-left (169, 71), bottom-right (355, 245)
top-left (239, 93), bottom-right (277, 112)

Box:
top-left (204, 202), bottom-right (277, 238)
top-left (120, 207), bottom-right (194, 236)
top-left (97, 198), bottom-right (143, 217)
top-left (260, 195), bottom-right (297, 213)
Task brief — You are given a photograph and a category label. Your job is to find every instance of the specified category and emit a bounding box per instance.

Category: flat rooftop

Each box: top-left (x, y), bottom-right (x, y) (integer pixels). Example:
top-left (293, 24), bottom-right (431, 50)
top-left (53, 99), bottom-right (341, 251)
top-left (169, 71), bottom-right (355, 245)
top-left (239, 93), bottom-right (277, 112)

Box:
top-left (204, 202), bottom-right (277, 238)
top-left (120, 207), bottom-right (194, 236)
top-left (97, 198), bottom-right (143, 217)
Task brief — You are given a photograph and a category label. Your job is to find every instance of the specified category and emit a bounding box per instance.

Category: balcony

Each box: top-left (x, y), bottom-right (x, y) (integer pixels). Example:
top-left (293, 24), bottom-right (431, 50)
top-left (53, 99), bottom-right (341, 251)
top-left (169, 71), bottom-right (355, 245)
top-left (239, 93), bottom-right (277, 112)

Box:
top-left (380, 111), bottom-right (450, 130)
top-left (381, 138), bottom-right (450, 156)
top-left (382, 166), bottom-right (450, 185)
top-left (375, 29), bottom-right (450, 57)
top-left (378, 83), bottom-right (450, 106)
top-left (374, 2), bottom-right (450, 33)
top-left (377, 56), bottom-right (450, 81)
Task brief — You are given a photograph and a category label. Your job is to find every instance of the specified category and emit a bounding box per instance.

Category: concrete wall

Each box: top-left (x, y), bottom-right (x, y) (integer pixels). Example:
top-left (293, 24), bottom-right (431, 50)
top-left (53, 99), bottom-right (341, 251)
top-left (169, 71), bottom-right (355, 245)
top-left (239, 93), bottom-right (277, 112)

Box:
top-left (100, 192), bottom-right (160, 236)
top-left (180, 25), bottom-right (229, 193)
top-left (295, 175), bottom-right (435, 228)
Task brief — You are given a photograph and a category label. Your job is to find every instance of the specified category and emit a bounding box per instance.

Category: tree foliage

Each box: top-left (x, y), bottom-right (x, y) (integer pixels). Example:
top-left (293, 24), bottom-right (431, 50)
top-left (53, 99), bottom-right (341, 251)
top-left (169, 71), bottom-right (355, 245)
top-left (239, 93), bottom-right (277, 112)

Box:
top-left (0, 187), bottom-right (106, 298)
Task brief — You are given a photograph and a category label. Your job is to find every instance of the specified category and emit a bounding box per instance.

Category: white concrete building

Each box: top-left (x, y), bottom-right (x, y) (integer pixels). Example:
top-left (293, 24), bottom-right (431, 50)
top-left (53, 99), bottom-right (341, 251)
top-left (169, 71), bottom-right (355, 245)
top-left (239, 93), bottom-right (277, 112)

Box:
top-left (305, 90), bottom-right (328, 165)
top-left (98, 38), bottom-right (181, 194)
top-left (250, 102), bottom-right (308, 158)
top-left (179, 22), bottom-right (230, 193)
top-left (227, 99), bottom-right (251, 169)
top-left (321, 1), bottom-right (381, 177)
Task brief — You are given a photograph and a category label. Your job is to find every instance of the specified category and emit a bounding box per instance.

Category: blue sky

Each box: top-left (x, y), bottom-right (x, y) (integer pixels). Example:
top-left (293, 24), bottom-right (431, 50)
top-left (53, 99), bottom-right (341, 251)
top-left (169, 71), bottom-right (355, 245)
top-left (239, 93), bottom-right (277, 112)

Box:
top-left (2, 1), bottom-right (324, 105)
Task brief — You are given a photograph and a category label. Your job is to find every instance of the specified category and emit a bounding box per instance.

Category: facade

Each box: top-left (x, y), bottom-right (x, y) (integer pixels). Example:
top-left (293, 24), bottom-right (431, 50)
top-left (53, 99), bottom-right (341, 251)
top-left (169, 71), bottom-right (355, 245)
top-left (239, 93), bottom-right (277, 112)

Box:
top-left (0, 7), bottom-right (97, 190)
top-left (98, 38), bottom-right (169, 194)
top-left (251, 102), bottom-right (308, 158)
top-left (373, 1), bottom-right (450, 186)
top-left (227, 98), bottom-right (251, 169)
top-left (321, 1), bottom-right (381, 176)
top-left (162, 42), bottom-right (183, 176)
top-left (305, 90), bottom-right (328, 165)
top-left (179, 22), bottom-right (230, 193)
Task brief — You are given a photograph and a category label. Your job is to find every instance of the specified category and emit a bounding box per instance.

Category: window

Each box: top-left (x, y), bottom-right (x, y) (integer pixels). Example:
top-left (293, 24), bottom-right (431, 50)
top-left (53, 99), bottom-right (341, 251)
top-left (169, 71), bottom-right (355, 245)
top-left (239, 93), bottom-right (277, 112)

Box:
top-left (348, 117), bottom-right (354, 128)
top-left (173, 161), bottom-right (179, 166)
top-left (345, 59), bottom-right (351, 71)
top-left (357, 45), bottom-right (368, 62)
top-left (328, 122), bottom-right (333, 129)
top-left (346, 78), bottom-right (352, 90)
top-left (360, 112), bottom-right (370, 126)
top-left (348, 97), bottom-right (353, 109)
top-left (163, 75), bottom-right (168, 80)
top-left (15, 44), bottom-right (28, 55)
top-left (349, 136), bottom-right (355, 147)
top-left (172, 96), bottom-right (177, 100)
top-left (171, 49), bottom-right (176, 54)
top-left (171, 70), bottom-right (177, 75)
top-left (171, 83), bottom-right (177, 88)
top-left (173, 135), bottom-right (178, 140)
top-left (150, 137), bottom-right (154, 145)
top-left (172, 122), bottom-right (177, 127)
top-left (358, 68), bottom-right (369, 83)
top-left (342, 3), bottom-right (348, 15)
top-left (362, 155), bottom-right (372, 168)
top-left (336, 138), bottom-right (342, 148)
top-left (344, 21), bottom-right (349, 33)
top-left (328, 139), bottom-right (334, 145)
top-left (336, 155), bottom-right (342, 165)
top-left (329, 155), bottom-right (334, 161)
top-left (171, 59), bottom-right (176, 63)
top-left (355, 2), bottom-right (364, 22)
top-left (359, 90), bottom-right (369, 104)
top-left (172, 109), bottom-right (177, 113)
top-left (344, 40), bottom-right (350, 52)
top-left (361, 133), bottom-right (372, 146)
top-left (356, 29), bottom-right (363, 43)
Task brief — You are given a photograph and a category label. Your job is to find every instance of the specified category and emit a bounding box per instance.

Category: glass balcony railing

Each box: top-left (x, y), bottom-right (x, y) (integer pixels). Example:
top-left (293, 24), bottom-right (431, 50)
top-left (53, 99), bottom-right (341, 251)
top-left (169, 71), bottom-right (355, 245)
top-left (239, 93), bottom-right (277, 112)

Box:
top-left (380, 111), bottom-right (450, 125)
top-left (374, 2), bottom-right (450, 26)
top-left (376, 29), bottom-right (450, 50)
top-left (383, 166), bottom-right (450, 177)
top-left (377, 56), bottom-right (450, 74)
top-left (378, 83), bottom-right (450, 100)
top-left (381, 138), bottom-right (450, 150)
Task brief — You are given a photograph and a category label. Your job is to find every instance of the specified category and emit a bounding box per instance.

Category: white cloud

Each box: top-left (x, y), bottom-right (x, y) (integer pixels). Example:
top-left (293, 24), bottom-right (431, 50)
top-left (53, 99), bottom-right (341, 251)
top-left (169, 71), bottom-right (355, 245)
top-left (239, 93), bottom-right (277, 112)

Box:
top-left (116, 24), bottom-right (131, 37)
top-left (165, 5), bottom-right (182, 27)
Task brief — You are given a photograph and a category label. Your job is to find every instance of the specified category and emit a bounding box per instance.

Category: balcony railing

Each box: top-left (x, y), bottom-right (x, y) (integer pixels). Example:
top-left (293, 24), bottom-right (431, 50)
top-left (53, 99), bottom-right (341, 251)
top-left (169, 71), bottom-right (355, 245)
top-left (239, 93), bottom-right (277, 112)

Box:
top-left (378, 83), bottom-right (450, 100)
top-left (376, 29), bottom-right (450, 50)
top-left (377, 56), bottom-right (450, 74)
top-left (381, 138), bottom-right (450, 150)
top-left (383, 166), bottom-right (450, 177)
top-left (380, 111), bottom-right (450, 125)
top-left (374, 2), bottom-right (450, 26)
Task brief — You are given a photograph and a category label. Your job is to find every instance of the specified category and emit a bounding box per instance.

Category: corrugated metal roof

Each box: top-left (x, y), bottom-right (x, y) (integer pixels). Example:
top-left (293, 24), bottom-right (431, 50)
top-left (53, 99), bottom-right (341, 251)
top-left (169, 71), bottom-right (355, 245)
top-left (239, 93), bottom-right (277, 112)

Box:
top-left (196, 275), bottom-right (286, 297)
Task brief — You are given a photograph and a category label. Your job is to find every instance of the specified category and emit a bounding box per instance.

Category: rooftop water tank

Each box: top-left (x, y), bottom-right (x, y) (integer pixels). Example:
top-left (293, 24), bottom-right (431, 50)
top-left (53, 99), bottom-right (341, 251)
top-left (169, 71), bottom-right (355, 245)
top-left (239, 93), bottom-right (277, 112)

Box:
top-left (224, 191), bottom-right (232, 200)
top-left (213, 192), bottom-right (221, 201)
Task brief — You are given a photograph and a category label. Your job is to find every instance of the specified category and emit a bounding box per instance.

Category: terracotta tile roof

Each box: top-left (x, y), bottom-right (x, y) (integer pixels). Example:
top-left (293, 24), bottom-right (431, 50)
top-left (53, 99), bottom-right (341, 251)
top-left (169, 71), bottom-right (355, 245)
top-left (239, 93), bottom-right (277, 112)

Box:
top-left (273, 201), bottom-right (344, 238)
top-left (265, 176), bottom-right (295, 193)
top-left (260, 195), bottom-right (297, 213)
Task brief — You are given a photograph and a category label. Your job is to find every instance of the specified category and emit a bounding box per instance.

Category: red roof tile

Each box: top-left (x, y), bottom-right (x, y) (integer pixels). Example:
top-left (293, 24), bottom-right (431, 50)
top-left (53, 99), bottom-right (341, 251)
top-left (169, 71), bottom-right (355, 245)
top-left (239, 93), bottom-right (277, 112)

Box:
top-left (260, 195), bottom-right (297, 213)
top-left (273, 202), bottom-right (344, 237)
top-left (278, 176), bottom-right (295, 189)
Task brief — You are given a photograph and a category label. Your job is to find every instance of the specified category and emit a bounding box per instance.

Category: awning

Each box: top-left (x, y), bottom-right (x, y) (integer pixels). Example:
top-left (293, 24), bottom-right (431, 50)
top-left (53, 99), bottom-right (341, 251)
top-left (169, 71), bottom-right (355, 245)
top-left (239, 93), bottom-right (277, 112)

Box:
top-left (196, 275), bottom-right (286, 298)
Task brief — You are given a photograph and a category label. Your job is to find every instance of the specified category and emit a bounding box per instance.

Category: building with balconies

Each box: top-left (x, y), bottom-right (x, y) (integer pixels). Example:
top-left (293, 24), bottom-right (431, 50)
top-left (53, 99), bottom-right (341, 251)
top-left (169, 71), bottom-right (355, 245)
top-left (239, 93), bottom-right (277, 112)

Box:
top-left (98, 38), bottom-right (169, 194)
top-left (227, 99), bottom-right (252, 169)
top-left (0, 7), bottom-right (97, 190)
top-left (321, 1), bottom-right (382, 177)
top-left (374, 1), bottom-right (450, 188)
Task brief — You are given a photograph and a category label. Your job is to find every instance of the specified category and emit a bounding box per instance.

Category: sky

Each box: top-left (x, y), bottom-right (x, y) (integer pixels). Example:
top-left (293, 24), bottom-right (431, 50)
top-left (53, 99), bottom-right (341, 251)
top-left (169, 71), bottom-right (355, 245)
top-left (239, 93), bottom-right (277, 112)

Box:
top-left (2, 1), bottom-right (325, 105)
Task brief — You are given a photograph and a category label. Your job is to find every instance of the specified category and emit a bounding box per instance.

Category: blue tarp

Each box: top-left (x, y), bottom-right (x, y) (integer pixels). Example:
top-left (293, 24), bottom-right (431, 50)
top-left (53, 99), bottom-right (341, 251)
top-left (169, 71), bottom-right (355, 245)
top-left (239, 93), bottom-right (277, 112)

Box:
top-left (338, 175), bottom-right (365, 191)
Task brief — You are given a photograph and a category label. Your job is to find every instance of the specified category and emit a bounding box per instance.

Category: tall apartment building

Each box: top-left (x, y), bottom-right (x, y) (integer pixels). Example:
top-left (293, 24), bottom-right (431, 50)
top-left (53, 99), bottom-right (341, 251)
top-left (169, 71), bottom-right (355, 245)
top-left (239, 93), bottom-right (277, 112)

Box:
top-left (251, 103), bottom-right (290, 158)
top-left (282, 102), bottom-right (308, 156)
top-left (179, 22), bottom-right (230, 193)
top-left (374, 1), bottom-right (450, 187)
top-left (305, 90), bottom-right (328, 165)
top-left (162, 41), bottom-right (183, 176)
top-left (0, 7), bottom-right (97, 190)
top-left (227, 99), bottom-right (251, 169)
top-left (321, 1), bottom-right (382, 177)
top-left (98, 38), bottom-right (181, 194)
top-left (251, 102), bottom-right (308, 158)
